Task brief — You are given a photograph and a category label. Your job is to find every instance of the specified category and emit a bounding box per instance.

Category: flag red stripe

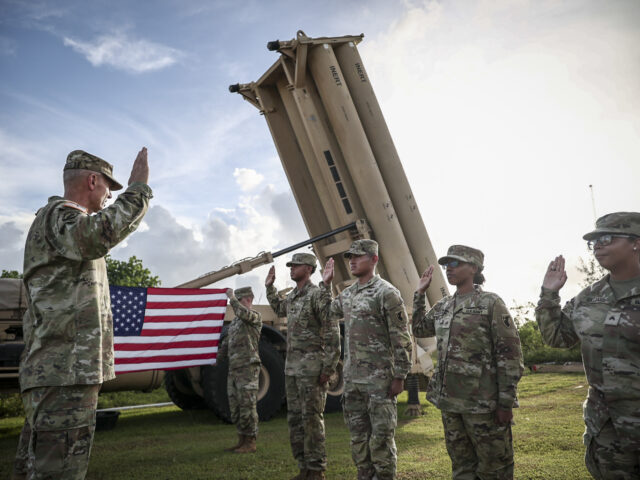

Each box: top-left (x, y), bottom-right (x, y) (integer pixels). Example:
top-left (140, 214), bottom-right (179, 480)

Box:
top-left (147, 287), bottom-right (226, 295)
top-left (145, 300), bottom-right (228, 309)
top-left (115, 353), bottom-right (217, 364)
top-left (114, 340), bottom-right (220, 351)
top-left (140, 327), bottom-right (222, 336)
top-left (143, 314), bottom-right (224, 322)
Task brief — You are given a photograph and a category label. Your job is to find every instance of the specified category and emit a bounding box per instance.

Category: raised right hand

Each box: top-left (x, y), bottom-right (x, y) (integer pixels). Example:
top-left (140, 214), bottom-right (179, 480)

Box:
top-left (322, 257), bottom-right (335, 285)
top-left (265, 266), bottom-right (276, 287)
top-left (416, 266), bottom-right (434, 294)
top-left (542, 255), bottom-right (567, 292)
top-left (128, 147), bottom-right (149, 185)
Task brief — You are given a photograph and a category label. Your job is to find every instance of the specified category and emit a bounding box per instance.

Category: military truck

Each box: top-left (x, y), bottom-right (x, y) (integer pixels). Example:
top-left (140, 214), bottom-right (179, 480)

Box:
top-left (0, 31), bottom-right (447, 423)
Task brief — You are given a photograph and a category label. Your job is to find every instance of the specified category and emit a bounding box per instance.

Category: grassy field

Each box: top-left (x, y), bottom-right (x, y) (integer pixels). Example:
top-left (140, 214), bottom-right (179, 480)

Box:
top-left (0, 373), bottom-right (591, 479)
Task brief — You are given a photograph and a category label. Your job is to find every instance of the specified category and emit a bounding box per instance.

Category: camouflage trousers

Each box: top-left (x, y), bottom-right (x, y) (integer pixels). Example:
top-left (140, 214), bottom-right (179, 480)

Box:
top-left (228, 364), bottom-right (261, 436)
top-left (342, 382), bottom-right (398, 480)
top-left (13, 384), bottom-right (100, 480)
top-left (584, 419), bottom-right (640, 480)
top-left (441, 411), bottom-right (514, 480)
top-left (285, 374), bottom-right (328, 472)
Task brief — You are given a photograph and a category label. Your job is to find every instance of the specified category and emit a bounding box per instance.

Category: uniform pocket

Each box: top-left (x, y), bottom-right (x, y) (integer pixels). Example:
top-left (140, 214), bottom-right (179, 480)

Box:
top-left (445, 359), bottom-right (483, 395)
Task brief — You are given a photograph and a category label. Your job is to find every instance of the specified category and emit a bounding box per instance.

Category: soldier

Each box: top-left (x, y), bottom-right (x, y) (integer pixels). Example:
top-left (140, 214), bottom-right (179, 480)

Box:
top-left (265, 253), bottom-right (340, 480)
top-left (535, 212), bottom-right (640, 479)
top-left (12, 148), bottom-right (151, 480)
top-left (219, 286), bottom-right (262, 454)
top-left (413, 245), bottom-right (524, 480)
top-left (325, 239), bottom-right (412, 480)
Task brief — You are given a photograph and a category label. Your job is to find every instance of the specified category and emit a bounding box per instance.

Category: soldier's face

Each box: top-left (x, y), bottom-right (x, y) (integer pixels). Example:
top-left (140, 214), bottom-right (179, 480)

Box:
top-left (349, 254), bottom-right (377, 277)
top-left (445, 261), bottom-right (475, 286)
top-left (88, 173), bottom-right (113, 213)
top-left (239, 295), bottom-right (254, 309)
top-left (593, 235), bottom-right (640, 271)
top-left (289, 264), bottom-right (311, 282)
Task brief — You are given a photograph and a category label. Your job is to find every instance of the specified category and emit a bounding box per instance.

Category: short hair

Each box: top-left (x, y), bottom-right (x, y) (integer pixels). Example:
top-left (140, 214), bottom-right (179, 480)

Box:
top-left (63, 168), bottom-right (92, 188)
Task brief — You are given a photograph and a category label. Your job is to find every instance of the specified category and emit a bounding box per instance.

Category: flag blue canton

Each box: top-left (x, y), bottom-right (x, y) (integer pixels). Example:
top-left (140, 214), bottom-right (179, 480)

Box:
top-left (110, 286), bottom-right (147, 336)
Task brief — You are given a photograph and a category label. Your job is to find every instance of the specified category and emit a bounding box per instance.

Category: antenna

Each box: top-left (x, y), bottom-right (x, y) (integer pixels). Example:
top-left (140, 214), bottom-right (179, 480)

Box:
top-left (588, 185), bottom-right (597, 221)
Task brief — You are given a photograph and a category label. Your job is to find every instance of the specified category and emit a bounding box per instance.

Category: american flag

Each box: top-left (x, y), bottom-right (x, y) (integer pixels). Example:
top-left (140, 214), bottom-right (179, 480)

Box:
top-left (110, 286), bottom-right (227, 374)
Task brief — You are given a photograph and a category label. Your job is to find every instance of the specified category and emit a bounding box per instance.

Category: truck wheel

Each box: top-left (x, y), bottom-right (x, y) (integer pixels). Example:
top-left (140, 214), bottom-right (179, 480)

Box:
top-left (202, 340), bottom-right (285, 423)
top-left (164, 369), bottom-right (206, 410)
top-left (324, 359), bottom-right (344, 413)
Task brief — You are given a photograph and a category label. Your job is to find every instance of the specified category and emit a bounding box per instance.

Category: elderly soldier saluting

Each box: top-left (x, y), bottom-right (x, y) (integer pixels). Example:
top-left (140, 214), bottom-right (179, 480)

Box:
top-left (265, 253), bottom-right (340, 480)
top-left (412, 245), bottom-right (524, 480)
top-left (219, 286), bottom-right (262, 454)
top-left (536, 212), bottom-right (640, 479)
top-left (325, 239), bottom-right (412, 480)
top-left (12, 148), bottom-right (152, 480)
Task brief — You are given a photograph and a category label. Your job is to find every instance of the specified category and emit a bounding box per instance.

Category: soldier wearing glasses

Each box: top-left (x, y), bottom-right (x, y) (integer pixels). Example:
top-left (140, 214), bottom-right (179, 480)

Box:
top-left (536, 212), bottom-right (640, 480)
top-left (412, 245), bottom-right (524, 480)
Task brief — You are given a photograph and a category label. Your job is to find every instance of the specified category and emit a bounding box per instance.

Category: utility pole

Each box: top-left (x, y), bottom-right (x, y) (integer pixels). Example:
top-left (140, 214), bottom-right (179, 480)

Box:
top-left (588, 185), bottom-right (597, 222)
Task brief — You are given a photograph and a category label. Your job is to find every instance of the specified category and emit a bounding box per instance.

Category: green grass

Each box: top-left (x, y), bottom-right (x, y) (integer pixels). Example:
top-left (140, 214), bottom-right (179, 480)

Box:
top-left (0, 373), bottom-right (591, 479)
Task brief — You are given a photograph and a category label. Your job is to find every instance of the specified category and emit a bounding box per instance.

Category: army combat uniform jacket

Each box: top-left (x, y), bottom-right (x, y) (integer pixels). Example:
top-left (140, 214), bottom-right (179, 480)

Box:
top-left (20, 183), bottom-right (152, 391)
top-left (413, 287), bottom-right (524, 413)
top-left (330, 275), bottom-right (412, 389)
top-left (218, 298), bottom-right (262, 370)
top-left (536, 277), bottom-right (640, 450)
top-left (267, 281), bottom-right (340, 377)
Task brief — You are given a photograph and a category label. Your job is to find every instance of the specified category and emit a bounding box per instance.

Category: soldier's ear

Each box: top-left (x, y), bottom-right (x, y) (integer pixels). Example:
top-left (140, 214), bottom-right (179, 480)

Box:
top-left (87, 173), bottom-right (98, 191)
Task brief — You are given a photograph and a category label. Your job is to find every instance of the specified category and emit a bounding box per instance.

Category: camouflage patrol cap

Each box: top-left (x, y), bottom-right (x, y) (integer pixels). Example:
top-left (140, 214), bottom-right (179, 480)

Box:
top-left (286, 252), bottom-right (317, 268)
top-left (438, 245), bottom-right (484, 270)
top-left (582, 212), bottom-right (640, 240)
top-left (64, 150), bottom-right (124, 191)
top-left (344, 239), bottom-right (379, 258)
top-left (234, 286), bottom-right (254, 299)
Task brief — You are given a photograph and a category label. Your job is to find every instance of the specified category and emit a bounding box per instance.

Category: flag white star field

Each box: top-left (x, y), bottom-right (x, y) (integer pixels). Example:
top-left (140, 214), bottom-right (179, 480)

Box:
top-left (110, 286), bottom-right (227, 374)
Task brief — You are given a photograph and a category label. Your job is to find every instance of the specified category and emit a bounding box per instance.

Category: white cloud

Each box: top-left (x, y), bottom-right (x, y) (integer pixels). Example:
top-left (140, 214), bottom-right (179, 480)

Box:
top-left (233, 167), bottom-right (264, 191)
top-left (63, 32), bottom-right (182, 73)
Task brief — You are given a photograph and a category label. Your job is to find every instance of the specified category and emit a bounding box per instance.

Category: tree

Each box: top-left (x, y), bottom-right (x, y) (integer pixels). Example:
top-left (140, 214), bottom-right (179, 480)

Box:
top-left (105, 255), bottom-right (161, 287)
top-left (576, 255), bottom-right (606, 288)
top-left (1, 270), bottom-right (22, 279)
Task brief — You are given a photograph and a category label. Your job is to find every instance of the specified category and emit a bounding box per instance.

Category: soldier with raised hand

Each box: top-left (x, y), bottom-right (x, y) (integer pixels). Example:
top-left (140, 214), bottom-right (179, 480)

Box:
top-left (265, 253), bottom-right (340, 480)
top-left (12, 148), bottom-right (152, 480)
top-left (219, 286), bottom-right (262, 454)
top-left (535, 212), bottom-right (640, 480)
top-left (325, 239), bottom-right (412, 480)
top-left (412, 245), bottom-right (523, 480)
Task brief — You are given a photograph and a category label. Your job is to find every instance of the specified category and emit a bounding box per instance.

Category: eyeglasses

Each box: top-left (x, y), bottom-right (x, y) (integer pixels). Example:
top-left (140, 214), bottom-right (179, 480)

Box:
top-left (441, 260), bottom-right (462, 269)
top-left (587, 234), bottom-right (637, 250)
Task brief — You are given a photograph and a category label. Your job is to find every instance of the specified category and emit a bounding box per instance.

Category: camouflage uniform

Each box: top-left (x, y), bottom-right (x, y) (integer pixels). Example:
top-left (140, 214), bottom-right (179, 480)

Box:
top-left (413, 245), bottom-right (524, 480)
top-left (535, 213), bottom-right (640, 480)
top-left (266, 253), bottom-right (340, 474)
top-left (14, 150), bottom-right (151, 480)
top-left (330, 240), bottom-right (412, 480)
top-left (218, 287), bottom-right (262, 437)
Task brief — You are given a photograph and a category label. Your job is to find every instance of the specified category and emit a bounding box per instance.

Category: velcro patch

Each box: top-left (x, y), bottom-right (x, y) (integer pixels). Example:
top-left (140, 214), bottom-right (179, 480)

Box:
top-left (462, 307), bottom-right (488, 315)
top-left (502, 314), bottom-right (511, 328)
top-left (586, 296), bottom-right (608, 304)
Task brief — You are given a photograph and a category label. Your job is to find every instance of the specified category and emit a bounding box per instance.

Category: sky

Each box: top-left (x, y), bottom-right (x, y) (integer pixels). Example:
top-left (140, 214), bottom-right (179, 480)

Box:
top-left (1, 0), bottom-right (639, 314)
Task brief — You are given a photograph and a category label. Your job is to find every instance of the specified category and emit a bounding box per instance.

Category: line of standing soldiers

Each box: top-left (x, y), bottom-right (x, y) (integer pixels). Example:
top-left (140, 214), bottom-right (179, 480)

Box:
top-left (222, 210), bottom-right (640, 480)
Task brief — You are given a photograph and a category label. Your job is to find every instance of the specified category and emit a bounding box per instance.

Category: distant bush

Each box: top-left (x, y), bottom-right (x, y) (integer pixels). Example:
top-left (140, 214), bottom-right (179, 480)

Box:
top-left (0, 393), bottom-right (24, 418)
top-left (518, 320), bottom-right (582, 365)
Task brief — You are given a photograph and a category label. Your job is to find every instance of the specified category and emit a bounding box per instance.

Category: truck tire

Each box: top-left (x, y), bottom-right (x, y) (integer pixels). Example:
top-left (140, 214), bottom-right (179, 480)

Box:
top-left (201, 340), bottom-right (285, 423)
top-left (324, 359), bottom-right (344, 413)
top-left (164, 369), bottom-right (206, 410)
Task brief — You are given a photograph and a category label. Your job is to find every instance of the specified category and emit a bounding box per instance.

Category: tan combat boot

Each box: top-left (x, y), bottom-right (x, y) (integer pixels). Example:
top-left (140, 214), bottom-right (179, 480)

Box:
top-left (233, 435), bottom-right (256, 453)
top-left (289, 469), bottom-right (308, 480)
top-left (224, 434), bottom-right (244, 452)
top-left (306, 470), bottom-right (325, 480)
